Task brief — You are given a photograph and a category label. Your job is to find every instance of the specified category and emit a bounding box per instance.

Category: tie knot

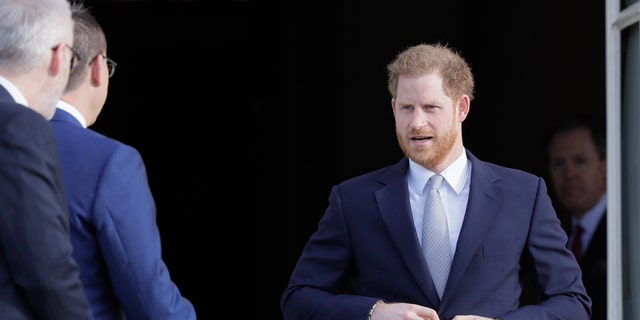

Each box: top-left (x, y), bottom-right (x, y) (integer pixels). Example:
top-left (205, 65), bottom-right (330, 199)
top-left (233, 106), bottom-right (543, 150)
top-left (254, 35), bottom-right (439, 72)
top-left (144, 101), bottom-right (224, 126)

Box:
top-left (428, 174), bottom-right (444, 191)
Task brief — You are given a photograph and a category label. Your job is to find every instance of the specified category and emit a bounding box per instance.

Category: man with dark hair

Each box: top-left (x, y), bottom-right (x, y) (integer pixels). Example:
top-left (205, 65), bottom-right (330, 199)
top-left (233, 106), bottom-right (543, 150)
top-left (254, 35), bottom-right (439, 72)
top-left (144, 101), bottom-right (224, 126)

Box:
top-left (548, 115), bottom-right (607, 320)
top-left (50, 2), bottom-right (197, 319)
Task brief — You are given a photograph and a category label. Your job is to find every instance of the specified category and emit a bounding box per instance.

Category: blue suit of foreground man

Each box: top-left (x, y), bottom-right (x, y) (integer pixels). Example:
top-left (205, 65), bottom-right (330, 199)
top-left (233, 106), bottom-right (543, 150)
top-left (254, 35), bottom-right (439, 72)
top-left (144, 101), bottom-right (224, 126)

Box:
top-left (281, 43), bottom-right (591, 320)
top-left (49, 2), bottom-right (196, 319)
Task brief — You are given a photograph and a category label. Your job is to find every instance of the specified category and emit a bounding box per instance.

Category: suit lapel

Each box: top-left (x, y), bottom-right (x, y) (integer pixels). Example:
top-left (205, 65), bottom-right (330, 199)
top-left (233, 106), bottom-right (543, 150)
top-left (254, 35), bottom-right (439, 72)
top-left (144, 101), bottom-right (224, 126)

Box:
top-left (443, 151), bottom-right (501, 302)
top-left (580, 212), bottom-right (607, 269)
top-left (376, 158), bottom-right (441, 306)
top-left (375, 153), bottom-right (504, 306)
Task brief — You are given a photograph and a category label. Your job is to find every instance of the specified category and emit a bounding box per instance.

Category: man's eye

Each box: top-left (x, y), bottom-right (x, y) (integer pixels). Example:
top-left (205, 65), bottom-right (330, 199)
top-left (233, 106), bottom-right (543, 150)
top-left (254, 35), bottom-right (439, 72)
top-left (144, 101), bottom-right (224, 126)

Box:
top-left (550, 160), bottom-right (565, 171)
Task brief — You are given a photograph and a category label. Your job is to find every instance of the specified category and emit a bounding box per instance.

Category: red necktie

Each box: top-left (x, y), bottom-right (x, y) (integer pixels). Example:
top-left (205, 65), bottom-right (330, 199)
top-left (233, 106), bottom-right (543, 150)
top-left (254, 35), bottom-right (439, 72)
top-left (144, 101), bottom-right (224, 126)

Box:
top-left (571, 225), bottom-right (584, 261)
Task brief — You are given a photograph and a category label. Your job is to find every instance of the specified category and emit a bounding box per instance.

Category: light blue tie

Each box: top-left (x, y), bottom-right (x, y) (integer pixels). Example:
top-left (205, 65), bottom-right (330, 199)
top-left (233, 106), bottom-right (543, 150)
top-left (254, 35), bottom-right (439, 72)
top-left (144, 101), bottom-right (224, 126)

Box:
top-left (421, 174), bottom-right (450, 298)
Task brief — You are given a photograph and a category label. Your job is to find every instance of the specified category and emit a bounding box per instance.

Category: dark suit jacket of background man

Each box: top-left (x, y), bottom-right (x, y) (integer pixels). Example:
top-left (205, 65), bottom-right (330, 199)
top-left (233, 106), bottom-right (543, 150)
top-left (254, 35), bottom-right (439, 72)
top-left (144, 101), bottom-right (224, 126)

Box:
top-left (0, 86), bottom-right (89, 319)
top-left (569, 213), bottom-right (607, 320)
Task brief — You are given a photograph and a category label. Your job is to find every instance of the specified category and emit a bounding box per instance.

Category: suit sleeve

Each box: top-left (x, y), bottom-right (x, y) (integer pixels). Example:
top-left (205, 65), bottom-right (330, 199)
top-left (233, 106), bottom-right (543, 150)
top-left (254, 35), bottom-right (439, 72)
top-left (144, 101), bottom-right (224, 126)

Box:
top-left (0, 109), bottom-right (90, 319)
top-left (502, 177), bottom-right (592, 319)
top-left (281, 185), bottom-right (381, 320)
top-left (93, 144), bottom-right (196, 320)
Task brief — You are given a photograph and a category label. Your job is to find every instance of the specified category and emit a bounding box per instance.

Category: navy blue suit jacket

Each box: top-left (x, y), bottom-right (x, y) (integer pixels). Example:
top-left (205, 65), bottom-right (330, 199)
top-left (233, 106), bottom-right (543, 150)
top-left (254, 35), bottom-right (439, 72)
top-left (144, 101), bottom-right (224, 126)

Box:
top-left (571, 213), bottom-right (606, 320)
top-left (0, 87), bottom-right (90, 319)
top-left (50, 108), bottom-right (196, 320)
top-left (281, 151), bottom-right (591, 320)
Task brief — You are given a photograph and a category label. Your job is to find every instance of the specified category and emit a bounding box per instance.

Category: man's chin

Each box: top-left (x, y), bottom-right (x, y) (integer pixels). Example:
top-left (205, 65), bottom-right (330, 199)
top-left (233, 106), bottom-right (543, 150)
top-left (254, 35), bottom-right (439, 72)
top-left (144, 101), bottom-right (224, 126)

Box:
top-left (407, 153), bottom-right (438, 169)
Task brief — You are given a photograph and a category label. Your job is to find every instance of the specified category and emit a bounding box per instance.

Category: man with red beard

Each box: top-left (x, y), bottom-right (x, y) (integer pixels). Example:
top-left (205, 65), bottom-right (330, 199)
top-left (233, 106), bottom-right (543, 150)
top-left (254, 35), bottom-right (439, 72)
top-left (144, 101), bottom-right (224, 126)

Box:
top-left (281, 43), bottom-right (591, 320)
top-left (547, 116), bottom-right (607, 320)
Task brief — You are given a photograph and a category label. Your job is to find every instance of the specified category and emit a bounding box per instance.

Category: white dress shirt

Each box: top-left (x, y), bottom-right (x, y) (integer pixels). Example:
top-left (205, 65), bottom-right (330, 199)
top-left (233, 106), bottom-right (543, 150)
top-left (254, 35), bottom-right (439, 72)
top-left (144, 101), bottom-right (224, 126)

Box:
top-left (408, 151), bottom-right (472, 261)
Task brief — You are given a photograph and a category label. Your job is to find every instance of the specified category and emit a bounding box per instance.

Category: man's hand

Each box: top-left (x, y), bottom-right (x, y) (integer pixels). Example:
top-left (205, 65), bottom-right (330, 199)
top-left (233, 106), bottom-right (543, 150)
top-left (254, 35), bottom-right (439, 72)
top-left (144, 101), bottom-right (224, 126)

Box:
top-left (370, 301), bottom-right (440, 320)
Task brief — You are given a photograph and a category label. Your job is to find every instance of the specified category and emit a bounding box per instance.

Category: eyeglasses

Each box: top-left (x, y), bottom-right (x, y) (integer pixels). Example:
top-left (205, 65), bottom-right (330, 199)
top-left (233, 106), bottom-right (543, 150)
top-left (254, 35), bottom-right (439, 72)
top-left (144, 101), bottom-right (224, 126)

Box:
top-left (90, 54), bottom-right (117, 78)
top-left (51, 44), bottom-right (81, 70)
top-left (65, 44), bottom-right (81, 70)
top-left (103, 55), bottom-right (117, 78)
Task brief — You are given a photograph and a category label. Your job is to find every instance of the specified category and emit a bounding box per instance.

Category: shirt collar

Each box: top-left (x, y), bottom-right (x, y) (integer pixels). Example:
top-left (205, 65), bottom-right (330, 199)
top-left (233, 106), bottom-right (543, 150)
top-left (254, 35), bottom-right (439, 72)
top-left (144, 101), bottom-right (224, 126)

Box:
top-left (56, 99), bottom-right (87, 128)
top-left (572, 193), bottom-right (607, 232)
top-left (0, 75), bottom-right (28, 107)
top-left (408, 150), bottom-right (469, 195)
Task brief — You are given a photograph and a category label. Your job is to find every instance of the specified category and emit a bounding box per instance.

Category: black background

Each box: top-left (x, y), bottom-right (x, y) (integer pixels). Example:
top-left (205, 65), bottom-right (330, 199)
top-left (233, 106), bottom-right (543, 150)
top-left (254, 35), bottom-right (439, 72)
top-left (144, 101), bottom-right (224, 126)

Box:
top-left (84, 0), bottom-right (605, 319)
